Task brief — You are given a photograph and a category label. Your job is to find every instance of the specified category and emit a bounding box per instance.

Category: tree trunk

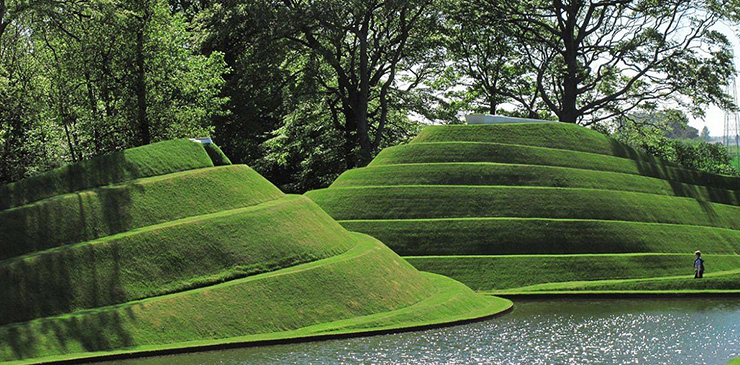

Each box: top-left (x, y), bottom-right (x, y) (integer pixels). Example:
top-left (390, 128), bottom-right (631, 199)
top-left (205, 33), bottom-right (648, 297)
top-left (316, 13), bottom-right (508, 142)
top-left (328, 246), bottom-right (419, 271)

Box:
top-left (135, 24), bottom-right (149, 145)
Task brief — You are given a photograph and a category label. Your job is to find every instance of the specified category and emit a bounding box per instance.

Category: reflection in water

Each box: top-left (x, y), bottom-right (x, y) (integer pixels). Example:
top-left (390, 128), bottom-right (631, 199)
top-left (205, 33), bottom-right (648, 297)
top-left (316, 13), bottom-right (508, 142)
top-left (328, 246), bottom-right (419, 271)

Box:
top-left (113, 299), bottom-right (740, 364)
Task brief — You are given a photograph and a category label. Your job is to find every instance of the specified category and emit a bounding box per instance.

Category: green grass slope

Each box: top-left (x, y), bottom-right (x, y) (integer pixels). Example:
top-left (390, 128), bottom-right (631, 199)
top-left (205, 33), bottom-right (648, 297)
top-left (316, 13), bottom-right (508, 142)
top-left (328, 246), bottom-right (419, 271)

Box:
top-left (0, 139), bottom-right (223, 211)
top-left (307, 122), bottom-right (740, 295)
top-left (0, 140), bottom-right (508, 363)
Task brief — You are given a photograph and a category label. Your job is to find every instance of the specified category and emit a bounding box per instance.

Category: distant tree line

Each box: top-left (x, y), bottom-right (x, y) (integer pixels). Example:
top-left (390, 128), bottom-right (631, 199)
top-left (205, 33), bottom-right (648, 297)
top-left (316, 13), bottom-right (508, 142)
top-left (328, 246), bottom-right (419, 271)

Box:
top-left (1, 0), bottom-right (739, 190)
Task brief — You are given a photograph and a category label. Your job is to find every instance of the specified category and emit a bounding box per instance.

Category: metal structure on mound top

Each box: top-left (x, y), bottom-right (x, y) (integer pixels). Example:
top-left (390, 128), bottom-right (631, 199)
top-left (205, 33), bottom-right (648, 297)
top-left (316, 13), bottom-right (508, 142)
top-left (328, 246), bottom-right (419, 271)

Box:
top-left (465, 114), bottom-right (556, 125)
top-left (724, 50), bottom-right (740, 171)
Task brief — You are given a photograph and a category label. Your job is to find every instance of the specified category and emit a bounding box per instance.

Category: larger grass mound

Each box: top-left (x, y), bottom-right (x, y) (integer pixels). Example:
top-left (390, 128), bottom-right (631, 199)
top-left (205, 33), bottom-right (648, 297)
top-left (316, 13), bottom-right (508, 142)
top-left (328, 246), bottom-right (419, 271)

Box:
top-left (0, 140), bottom-right (510, 364)
top-left (306, 122), bottom-right (740, 295)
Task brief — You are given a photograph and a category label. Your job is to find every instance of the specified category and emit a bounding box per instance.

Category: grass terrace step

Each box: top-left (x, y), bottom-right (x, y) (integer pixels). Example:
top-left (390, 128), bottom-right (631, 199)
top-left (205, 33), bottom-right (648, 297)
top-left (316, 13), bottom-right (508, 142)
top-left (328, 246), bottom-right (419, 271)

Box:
top-left (0, 165), bottom-right (283, 260)
top-left (307, 122), bottom-right (740, 294)
top-left (338, 218), bottom-right (740, 255)
top-left (306, 186), bottom-right (740, 229)
top-left (331, 163), bottom-right (740, 205)
top-left (368, 142), bottom-right (740, 191)
top-left (0, 139), bottom-right (227, 210)
top-left (495, 269), bottom-right (740, 293)
top-left (406, 254), bottom-right (740, 291)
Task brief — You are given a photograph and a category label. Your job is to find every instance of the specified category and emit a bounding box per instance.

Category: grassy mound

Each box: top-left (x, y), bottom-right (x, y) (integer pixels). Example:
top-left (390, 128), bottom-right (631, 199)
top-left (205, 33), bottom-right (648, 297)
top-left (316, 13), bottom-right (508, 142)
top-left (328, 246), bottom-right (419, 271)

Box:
top-left (307, 122), bottom-right (740, 294)
top-left (413, 123), bottom-right (661, 161)
top-left (1, 140), bottom-right (508, 363)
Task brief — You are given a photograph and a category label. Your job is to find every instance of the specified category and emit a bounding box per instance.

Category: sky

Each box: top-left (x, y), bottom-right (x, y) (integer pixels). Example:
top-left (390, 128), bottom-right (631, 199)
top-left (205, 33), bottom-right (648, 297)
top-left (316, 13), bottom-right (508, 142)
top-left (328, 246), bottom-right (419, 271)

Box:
top-left (689, 22), bottom-right (740, 137)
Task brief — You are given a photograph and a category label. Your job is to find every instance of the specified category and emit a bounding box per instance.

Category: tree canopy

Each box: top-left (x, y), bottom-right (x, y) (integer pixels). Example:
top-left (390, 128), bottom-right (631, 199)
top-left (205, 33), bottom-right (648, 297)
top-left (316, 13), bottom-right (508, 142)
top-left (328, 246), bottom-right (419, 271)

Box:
top-left (1, 0), bottom-right (738, 189)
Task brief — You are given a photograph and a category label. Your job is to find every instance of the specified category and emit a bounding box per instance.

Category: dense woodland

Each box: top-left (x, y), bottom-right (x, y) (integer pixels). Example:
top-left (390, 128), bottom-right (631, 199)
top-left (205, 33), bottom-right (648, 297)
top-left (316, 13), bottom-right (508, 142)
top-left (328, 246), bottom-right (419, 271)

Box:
top-left (1, 0), bottom-right (739, 191)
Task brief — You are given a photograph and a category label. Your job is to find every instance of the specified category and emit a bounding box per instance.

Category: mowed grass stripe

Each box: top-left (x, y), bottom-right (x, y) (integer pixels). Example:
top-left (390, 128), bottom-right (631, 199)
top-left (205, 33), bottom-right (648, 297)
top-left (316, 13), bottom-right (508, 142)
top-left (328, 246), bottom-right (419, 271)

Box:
top-left (0, 195), bottom-right (356, 326)
top-left (412, 122), bottom-right (665, 163)
top-left (0, 165), bottom-right (283, 260)
top-left (496, 269), bottom-right (740, 293)
top-left (336, 218), bottom-right (740, 255)
top-left (306, 186), bottom-right (740, 229)
top-left (331, 163), bottom-right (740, 206)
top-left (368, 142), bottom-right (740, 191)
top-left (0, 139), bottom-right (219, 211)
top-left (405, 255), bottom-right (740, 291)
top-left (0, 235), bottom-right (438, 362)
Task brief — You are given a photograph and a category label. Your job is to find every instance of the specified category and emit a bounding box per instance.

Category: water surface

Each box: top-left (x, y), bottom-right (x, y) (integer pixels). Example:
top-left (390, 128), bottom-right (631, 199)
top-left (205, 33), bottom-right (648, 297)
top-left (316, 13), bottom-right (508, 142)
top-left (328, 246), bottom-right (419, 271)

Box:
top-left (112, 299), bottom-right (740, 364)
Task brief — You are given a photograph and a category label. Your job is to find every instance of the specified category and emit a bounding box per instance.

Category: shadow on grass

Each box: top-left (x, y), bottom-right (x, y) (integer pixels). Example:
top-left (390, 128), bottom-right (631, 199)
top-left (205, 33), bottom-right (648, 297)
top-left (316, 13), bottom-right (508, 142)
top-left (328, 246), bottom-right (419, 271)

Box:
top-left (2, 309), bottom-right (136, 360)
top-left (0, 180), bottom-right (143, 260)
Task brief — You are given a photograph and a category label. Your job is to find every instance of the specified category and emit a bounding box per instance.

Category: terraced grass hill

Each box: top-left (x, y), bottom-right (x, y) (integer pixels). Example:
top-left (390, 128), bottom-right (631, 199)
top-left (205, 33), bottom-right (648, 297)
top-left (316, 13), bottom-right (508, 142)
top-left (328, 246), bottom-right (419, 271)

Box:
top-left (0, 139), bottom-right (510, 364)
top-left (306, 122), bottom-right (740, 295)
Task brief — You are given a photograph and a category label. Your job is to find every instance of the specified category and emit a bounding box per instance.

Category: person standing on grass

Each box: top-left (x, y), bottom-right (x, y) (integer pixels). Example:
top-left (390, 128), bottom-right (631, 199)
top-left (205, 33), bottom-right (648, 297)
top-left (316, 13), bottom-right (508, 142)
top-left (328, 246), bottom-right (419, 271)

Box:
top-left (694, 251), bottom-right (705, 279)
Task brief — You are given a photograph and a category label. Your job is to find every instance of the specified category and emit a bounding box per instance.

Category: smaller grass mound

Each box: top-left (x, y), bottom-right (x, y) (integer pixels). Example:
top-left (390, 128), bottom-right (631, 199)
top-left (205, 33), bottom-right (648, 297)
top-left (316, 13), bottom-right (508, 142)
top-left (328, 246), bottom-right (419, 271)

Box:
top-left (0, 234), bottom-right (510, 364)
top-left (0, 165), bottom-right (283, 260)
top-left (413, 123), bottom-right (667, 163)
top-left (406, 254), bottom-right (740, 291)
top-left (0, 139), bottom-right (223, 210)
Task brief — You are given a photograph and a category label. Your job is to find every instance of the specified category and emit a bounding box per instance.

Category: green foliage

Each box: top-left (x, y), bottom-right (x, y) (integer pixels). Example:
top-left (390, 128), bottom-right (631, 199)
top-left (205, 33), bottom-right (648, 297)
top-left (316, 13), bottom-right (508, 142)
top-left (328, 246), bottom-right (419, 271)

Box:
top-left (613, 117), bottom-right (738, 176)
top-left (479, 0), bottom-right (736, 124)
top-left (435, 0), bottom-right (541, 119)
top-left (0, 0), bottom-right (228, 184)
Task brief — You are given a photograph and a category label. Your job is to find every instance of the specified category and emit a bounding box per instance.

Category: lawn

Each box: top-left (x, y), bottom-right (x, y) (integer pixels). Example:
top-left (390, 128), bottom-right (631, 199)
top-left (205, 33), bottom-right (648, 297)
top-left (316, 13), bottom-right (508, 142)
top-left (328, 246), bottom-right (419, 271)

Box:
top-left (0, 139), bottom-right (507, 363)
top-left (307, 122), bottom-right (740, 295)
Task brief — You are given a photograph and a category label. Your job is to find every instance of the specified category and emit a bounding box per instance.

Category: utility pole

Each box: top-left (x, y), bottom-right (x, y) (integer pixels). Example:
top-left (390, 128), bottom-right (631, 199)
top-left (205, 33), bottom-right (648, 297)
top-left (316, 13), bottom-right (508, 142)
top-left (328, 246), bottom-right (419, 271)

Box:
top-left (723, 52), bottom-right (740, 171)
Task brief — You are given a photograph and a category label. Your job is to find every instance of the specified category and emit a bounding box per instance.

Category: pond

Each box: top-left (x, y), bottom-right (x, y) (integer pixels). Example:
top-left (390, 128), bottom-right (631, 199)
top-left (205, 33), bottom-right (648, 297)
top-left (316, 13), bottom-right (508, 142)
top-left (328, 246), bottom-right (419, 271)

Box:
top-left (112, 298), bottom-right (740, 364)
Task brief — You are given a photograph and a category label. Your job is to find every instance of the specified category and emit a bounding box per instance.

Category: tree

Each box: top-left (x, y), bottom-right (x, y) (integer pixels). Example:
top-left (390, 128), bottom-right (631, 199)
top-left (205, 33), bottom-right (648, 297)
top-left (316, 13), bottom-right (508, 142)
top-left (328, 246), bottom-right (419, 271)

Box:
top-left (0, 0), bottom-right (227, 183)
top-left (482, 0), bottom-right (736, 125)
top-left (613, 115), bottom-right (737, 175)
top-left (701, 126), bottom-right (711, 141)
top-left (438, 0), bottom-right (541, 118)
top-left (279, 0), bottom-right (441, 167)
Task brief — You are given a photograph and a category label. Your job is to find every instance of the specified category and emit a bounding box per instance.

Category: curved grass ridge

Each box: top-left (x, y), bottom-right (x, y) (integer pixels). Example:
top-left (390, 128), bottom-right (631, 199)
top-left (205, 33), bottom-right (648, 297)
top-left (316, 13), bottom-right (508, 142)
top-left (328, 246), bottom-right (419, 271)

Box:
top-left (0, 165), bottom-right (283, 260)
top-left (0, 196), bottom-right (356, 325)
top-left (332, 163), bottom-right (740, 206)
top-left (0, 139), bottom-right (223, 211)
top-left (338, 219), bottom-right (740, 255)
top-left (307, 122), bottom-right (740, 294)
top-left (307, 186), bottom-right (740, 229)
top-left (0, 235), bottom-right (510, 363)
top-left (1, 139), bottom-right (508, 363)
